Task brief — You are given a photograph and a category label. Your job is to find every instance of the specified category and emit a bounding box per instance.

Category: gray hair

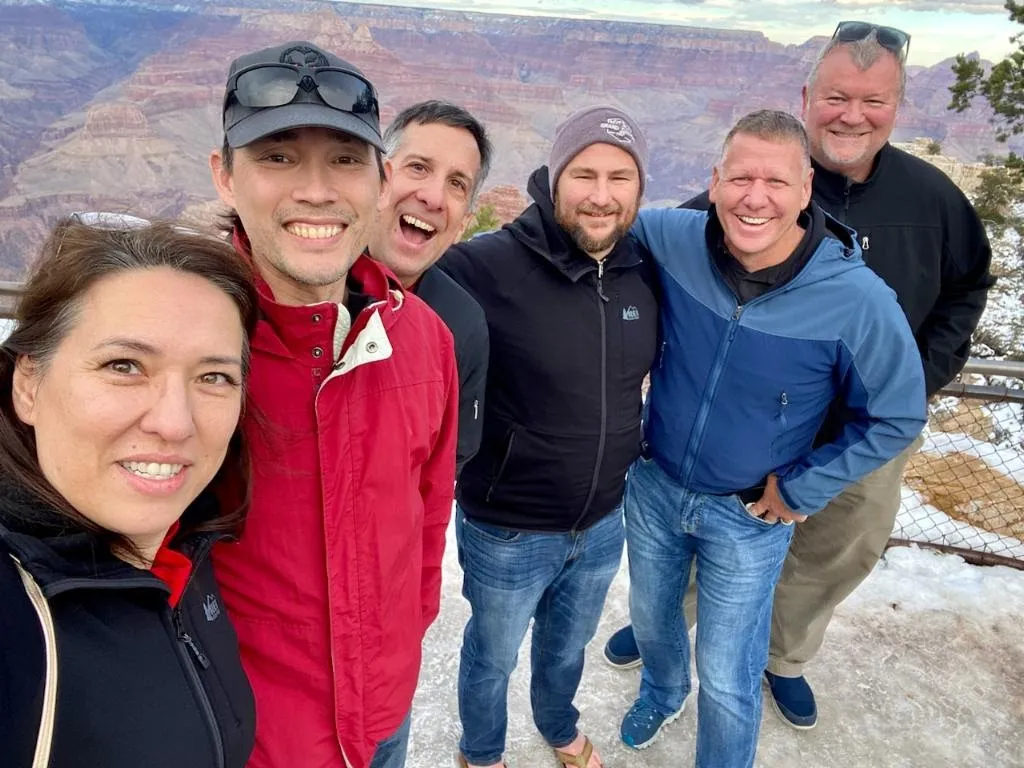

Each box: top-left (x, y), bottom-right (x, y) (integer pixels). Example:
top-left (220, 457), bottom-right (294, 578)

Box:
top-left (382, 100), bottom-right (493, 204)
top-left (722, 109), bottom-right (811, 170)
top-left (806, 31), bottom-right (907, 101)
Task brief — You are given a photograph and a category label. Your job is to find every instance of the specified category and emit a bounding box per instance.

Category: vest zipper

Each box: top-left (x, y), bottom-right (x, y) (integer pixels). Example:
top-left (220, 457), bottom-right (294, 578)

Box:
top-left (171, 608), bottom-right (224, 768)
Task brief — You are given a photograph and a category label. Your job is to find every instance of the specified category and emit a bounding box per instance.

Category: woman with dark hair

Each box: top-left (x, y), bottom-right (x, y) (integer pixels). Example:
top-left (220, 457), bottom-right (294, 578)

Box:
top-left (0, 217), bottom-right (259, 768)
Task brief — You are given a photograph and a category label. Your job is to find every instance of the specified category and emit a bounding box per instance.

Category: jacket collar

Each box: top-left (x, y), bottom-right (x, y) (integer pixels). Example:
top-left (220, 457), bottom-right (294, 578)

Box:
top-left (0, 486), bottom-right (223, 599)
top-left (811, 142), bottom-right (893, 204)
top-left (506, 165), bottom-right (642, 283)
top-left (232, 227), bottom-right (406, 359)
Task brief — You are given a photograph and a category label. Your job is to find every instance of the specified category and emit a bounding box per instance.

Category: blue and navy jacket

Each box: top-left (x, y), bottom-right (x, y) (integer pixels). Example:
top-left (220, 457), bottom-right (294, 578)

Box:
top-left (634, 206), bottom-right (927, 514)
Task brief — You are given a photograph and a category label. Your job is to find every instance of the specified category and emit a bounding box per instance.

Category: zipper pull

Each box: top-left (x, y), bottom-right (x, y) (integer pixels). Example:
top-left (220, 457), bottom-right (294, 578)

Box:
top-left (596, 260), bottom-right (609, 303)
top-left (174, 611), bottom-right (211, 669)
top-left (733, 305), bottom-right (743, 320)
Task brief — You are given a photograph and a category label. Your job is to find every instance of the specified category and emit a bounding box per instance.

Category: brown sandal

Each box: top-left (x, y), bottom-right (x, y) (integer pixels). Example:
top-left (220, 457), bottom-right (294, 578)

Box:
top-left (553, 735), bottom-right (597, 768)
top-left (456, 755), bottom-right (508, 768)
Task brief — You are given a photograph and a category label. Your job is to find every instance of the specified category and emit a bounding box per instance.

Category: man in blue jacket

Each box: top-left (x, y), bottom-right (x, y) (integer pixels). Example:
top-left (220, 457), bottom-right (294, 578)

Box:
top-left (617, 109), bottom-right (925, 767)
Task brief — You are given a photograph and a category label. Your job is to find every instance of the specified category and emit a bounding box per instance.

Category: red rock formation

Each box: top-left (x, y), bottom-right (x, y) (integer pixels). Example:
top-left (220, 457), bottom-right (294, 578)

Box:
top-left (0, 0), bottom-right (1014, 277)
top-left (477, 185), bottom-right (529, 225)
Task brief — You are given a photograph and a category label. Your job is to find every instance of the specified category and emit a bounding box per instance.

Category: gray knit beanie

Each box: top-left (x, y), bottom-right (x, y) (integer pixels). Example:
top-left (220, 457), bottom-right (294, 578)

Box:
top-left (548, 105), bottom-right (648, 197)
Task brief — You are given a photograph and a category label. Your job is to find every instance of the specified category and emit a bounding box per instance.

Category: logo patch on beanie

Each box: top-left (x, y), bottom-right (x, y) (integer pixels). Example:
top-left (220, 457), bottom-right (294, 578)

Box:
top-left (280, 45), bottom-right (330, 68)
top-left (601, 117), bottom-right (635, 144)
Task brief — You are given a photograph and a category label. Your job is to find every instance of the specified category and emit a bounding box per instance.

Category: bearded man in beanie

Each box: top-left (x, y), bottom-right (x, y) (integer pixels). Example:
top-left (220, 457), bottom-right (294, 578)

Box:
top-left (439, 105), bottom-right (659, 768)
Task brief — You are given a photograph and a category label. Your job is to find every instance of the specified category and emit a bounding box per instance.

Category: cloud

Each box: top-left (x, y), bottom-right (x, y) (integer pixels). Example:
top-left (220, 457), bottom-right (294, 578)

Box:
top-left (826, 0), bottom-right (1006, 13)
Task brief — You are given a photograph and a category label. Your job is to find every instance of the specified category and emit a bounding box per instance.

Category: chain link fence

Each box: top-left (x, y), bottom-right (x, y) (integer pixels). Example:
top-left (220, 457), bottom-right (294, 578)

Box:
top-left (894, 367), bottom-right (1024, 569)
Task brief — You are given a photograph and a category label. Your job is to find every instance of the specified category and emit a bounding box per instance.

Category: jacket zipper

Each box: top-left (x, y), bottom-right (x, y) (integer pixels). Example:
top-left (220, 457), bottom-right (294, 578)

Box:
top-left (486, 429), bottom-right (518, 502)
top-left (169, 608), bottom-right (225, 768)
top-left (675, 234), bottom-right (847, 486)
top-left (170, 536), bottom-right (225, 768)
top-left (678, 303), bottom-right (745, 486)
top-left (841, 178), bottom-right (852, 223)
top-left (313, 379), bottom-right (355, 768)
top-left (574, 260), bottom-right (610, 530)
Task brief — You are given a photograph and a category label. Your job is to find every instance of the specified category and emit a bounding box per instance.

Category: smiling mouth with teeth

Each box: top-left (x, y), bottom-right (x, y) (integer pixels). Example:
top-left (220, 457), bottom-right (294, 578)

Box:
top-left (120, 461), bottom-right (185, 480)
top-left (285, 223), bottom-right (343, 240)
top-left (737, 215), bottom-right (770, 225)
top-left (400, 213), bottom-right (437, 244)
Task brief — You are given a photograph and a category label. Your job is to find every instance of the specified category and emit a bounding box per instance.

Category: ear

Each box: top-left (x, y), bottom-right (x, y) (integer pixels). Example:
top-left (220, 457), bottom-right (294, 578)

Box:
top-left (210, 149), bottom-right (236, 209)
top-left (377, 159), bottom-right (394, 212)
top-left (800, 85), bottom-right (810, 120)
top-left (12, 356), bottom-right (41, 426)
top-left (801, 167), bottom-right (814, 209)
top-left (708, 165), bottom-right (721, 205)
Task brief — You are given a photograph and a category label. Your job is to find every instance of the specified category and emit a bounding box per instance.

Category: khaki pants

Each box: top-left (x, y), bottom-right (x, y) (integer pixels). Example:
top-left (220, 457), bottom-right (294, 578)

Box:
top-left (681, 435), bottom-right (923, 677)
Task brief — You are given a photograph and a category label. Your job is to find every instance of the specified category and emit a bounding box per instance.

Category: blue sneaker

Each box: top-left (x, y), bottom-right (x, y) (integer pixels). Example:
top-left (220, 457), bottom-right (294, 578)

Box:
top-left (603, 625), bottom-right (642, 669)
top-left (764, 671), bottom-right (818, 729)
top-left (620, 698), bottom-right (683, 750)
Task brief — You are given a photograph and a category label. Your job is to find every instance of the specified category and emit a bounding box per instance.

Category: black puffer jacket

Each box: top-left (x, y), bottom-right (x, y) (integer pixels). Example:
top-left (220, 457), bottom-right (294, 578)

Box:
top-left (440, 166), bottom-right (659, 532)
top-left (0, 489), bottom-right (255, 768)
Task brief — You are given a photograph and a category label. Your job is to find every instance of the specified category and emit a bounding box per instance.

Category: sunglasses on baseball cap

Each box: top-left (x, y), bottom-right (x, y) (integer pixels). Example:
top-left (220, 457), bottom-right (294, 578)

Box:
top-left (832, 21), bottom-right (911, 60)
top-left (222, 42), bottom-right (383, 151)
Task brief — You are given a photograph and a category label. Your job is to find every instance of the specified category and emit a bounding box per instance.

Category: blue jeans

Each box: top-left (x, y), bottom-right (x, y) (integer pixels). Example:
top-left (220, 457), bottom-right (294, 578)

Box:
top-left (455, 506), bottom-right (625, 765)
top-left (368, 711), bottom-right (411, 768)
top-left (625, 457), bottom-right (795, 768)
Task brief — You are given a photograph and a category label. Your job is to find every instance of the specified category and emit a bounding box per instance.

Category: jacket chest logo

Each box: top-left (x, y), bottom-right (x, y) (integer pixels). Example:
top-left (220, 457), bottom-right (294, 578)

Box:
top-left (203, 594), bottom-right (222, 622)
top-left (622, 305), bottom-right (640, 321)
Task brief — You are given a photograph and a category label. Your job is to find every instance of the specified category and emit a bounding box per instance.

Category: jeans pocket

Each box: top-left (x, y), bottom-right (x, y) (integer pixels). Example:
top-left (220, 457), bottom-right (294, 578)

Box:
top-left (736, 496), bottom-right (778, 528)
top-left (463, 516), bottom-right (523, 543)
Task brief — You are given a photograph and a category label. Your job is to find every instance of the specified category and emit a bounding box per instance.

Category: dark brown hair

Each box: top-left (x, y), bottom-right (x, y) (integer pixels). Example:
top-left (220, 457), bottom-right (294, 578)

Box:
top-left (0, 218), bottom-right (260, 554)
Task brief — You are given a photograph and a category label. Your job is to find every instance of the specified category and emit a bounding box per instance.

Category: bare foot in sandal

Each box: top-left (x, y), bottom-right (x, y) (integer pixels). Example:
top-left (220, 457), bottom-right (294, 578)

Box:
top-left (553, 733), bottom-right (603, 768)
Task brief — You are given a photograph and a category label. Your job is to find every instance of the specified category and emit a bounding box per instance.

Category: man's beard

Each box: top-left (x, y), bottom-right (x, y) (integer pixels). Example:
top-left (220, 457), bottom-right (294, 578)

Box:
top-left (555, 200), bottom-right (637, 256)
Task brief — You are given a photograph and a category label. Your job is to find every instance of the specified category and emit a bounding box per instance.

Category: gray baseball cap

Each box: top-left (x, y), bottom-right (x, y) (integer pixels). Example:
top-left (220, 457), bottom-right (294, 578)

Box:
top-left (222, 41), bottom-right (383, 150)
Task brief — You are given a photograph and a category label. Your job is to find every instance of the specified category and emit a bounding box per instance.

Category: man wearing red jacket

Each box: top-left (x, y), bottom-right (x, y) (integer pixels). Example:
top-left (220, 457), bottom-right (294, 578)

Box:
top-left (207, 41), bottom-right (458, 768)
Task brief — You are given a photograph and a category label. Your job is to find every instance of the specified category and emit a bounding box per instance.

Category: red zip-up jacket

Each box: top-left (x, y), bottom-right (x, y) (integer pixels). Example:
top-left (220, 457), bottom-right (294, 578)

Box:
top-left (214, 237), bottom-right (458, 768)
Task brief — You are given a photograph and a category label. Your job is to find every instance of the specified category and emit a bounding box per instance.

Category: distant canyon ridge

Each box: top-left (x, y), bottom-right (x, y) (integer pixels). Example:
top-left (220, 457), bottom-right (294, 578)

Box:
top-left (0, 0), bottom-right (1009, 278)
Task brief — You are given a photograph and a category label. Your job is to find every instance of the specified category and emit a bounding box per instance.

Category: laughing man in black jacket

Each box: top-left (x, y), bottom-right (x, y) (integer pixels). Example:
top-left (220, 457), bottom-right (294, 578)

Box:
top-left (440, 106), bottom-right (658, 768)
top-left (370, 101), bottom-right (493, 476)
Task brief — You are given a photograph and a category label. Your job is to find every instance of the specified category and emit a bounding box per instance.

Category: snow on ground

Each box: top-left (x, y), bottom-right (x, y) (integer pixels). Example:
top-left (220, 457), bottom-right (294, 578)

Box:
top-left (409, 519), bottom-right (1024, 768)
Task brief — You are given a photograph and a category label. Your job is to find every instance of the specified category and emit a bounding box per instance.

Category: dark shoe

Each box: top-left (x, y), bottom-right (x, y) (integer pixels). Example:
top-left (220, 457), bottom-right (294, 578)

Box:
top-left (764, 671), bottom-right (818, 729)
top-left (603, 624), bottom-right (642, 669)
top-left (620, 697), bottom-right (683, 750)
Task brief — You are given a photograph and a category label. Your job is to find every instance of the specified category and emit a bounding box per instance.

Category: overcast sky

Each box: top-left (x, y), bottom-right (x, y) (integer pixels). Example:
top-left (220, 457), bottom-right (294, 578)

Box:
top-left (351, 0), bottom-right (1019, 65)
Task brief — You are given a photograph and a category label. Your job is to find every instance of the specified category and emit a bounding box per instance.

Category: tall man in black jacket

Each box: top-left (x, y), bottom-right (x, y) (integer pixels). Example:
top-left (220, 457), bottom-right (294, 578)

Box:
top-left (603, 21), bottom-right (994, 731)
top-left (441, 106), bottom-right (659, 768)
top-left (370, 101), bottom-right (492, 473)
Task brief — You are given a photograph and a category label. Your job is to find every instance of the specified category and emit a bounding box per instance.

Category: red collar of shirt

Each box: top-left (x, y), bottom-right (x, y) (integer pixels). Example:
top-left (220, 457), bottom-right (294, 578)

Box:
top-left (150, 522), bottom-right (193, 608)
